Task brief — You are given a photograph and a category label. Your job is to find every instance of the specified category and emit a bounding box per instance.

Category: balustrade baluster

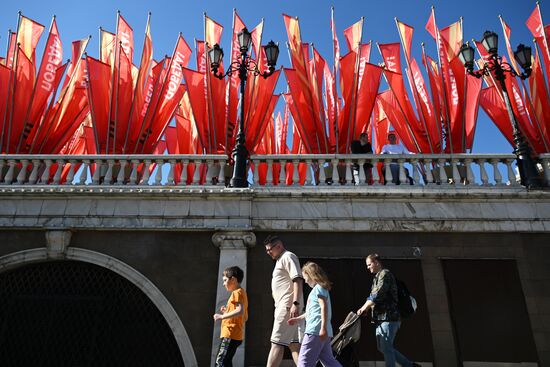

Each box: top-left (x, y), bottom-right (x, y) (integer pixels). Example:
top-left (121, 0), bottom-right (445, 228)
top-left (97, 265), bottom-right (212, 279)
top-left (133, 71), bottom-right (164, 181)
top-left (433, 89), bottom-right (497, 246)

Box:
top-left (318, 160), bottom-right (326, 186)
top-left (116, 160), bottom-right (126, 185)
top-left (17, 159), bottom-right (29, 184)
top-left (331, 160), bottom-right (338, 186)
top-left (206, 160), bottom-right (215, 186)
top-left (306, 160), bottom-right (313, 186)
top-left (5, 160), bottom-right (16, 184)
top-left (478, 159), bottom-right (489, 186)
top-left (266, 160), bottom-right (273, 186)
top-left (371, 159), bottom-right (380, 185)
top-left (52, 160), bottom-right (64, 184)
top-left (464, 159), bottom-right (474, 186)
top-left (29, 160), bottom-right (41, 185)
top-left (424, 160), bottom-right (434, 185)
top-left (344, 160), bottom-right (352, 185)
top-left (451, 159), bottom-right (461, 186)
top-left (438, 159), bottom-right (448, 185)
top-left (252, 160), bottom-right (260, 186)
top-left (140, 160), bottom-right (151, 185)
top-left (0, 160), bottom-right (5, 182)
top-left (192, 160), bottom-right (201, 185)
top-left (65, 160), bottom-right (77, 185)
top-left (292, 160), bottom-right (299, 186)
top-left (103, 160), bottom-right (114, 185)
top-left (154, 160), bottom-right (164, 185)
top-left (411, 159), bottom-right (420, 185)
top-left (384, 159), bottom-right (393, 186)
top-left (506, 159), bottom-right (519, 186)
top-left (179, 160), bottom-right (188, 186)
top-left (79, 161), bottom-right (89, 185)
top-left (358, 159), bottom-right (366, 186)
top-left (491, 159), bottom-right (503, 186)
top-left (218, 160), bottom-right (226, 186)
top-left (398, 159), bottom-right (407, 185)
top-left (129, 160), bottom-right (139, 185)
top-left (41, 159), bottom-right (53, 184)
top-left (279, 160), bottom-right (287, 186)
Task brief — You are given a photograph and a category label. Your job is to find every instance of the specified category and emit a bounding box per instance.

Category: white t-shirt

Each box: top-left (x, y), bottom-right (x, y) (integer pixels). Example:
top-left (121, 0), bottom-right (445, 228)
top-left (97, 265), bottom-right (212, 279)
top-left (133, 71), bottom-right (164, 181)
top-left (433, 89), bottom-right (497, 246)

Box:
top-left (381, 143), bottom-right (408, 154)
top-left (271, 250), bottom-right (303, 308)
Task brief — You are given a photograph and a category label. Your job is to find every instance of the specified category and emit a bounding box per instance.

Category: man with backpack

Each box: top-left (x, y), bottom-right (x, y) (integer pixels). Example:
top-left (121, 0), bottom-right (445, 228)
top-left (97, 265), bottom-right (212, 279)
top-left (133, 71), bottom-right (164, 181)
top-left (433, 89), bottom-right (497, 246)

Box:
top-left (356, 254), bottom-right (420, 367)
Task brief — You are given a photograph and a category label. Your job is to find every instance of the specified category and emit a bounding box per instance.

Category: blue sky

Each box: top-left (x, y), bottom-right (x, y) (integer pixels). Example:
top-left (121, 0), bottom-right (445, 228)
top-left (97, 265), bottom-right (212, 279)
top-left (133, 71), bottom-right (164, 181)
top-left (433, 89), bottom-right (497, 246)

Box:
top-left (1, 0), bottom-right (543, 153)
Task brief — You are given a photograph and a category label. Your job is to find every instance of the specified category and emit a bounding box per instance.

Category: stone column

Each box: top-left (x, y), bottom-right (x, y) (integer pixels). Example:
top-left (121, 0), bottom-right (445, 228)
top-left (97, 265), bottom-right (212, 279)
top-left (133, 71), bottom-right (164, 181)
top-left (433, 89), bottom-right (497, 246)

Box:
top-left (45, 230), bottom-right (72, 259)
top-left (211, 231), bottom-right (256, 367)
top-left (421, 257), bottom-right (459, 366)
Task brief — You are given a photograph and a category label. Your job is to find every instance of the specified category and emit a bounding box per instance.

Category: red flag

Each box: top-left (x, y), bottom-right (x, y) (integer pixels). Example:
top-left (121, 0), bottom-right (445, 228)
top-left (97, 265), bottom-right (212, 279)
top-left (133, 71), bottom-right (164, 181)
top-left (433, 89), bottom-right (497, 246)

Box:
top-left (343, 18), bottom-right (363, 52)
top-left (425, 9), bottom-right (437, 40)
top-left (499, 16), bottom-right (520, 75)
top-left (205, 15), bottom-right (223, 47)
top-left (396, 19), bottom-right (413, 61)
top-left (117, 14), bottom-right (134, 63)
top-left (17, 15), bottom-right (45, 63)
top-left (331, 7), bottom-right (341, 72)
top-left (439, 21), bottom-right (462, 61)
top-left (23, 18), bottom-right (64, 149)
top-left (86, 55), bottom-right (111, 153)
top-left (182, 67), bottom-right (210, 152)
top-left (6, 32), bottom-right (17, 69)
top-left (8, 47), bottom-right (35, 152)
top-left (100, 28), bottom-right (116, 65)
top-left (379, 43), bottom-right (402, 73)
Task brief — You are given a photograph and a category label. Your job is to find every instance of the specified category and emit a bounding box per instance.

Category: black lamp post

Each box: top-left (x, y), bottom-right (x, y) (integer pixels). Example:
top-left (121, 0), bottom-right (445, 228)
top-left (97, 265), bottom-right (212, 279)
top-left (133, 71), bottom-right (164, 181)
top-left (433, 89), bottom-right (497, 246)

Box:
top-left (208, 28), bottom-right (279, 188)
top-left (458, 31), bottom-right (543, 189)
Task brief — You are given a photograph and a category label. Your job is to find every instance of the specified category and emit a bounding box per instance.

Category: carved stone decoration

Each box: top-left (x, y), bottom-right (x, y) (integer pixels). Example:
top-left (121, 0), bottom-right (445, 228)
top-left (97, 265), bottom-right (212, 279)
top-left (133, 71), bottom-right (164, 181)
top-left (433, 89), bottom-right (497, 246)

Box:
top-left (45, 230), bottom-right (72, 259)
top-left (211, 231), bottom-right (256, 250)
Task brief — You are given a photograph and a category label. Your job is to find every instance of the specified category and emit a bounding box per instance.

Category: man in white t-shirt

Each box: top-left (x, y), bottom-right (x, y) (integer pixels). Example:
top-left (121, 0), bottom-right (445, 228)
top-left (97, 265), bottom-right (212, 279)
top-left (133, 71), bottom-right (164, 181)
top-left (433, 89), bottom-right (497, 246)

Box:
top-left (381, 132), bottom-right (413, 185)
top-left (264, 235), bottom-right (304, 367)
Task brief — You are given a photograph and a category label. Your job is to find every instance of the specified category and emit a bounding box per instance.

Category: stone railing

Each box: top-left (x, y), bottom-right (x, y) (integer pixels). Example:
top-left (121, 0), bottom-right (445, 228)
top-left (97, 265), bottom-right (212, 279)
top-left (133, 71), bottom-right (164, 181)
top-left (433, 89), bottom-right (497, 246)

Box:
top-left (0, 153), bottom-right (549, 188)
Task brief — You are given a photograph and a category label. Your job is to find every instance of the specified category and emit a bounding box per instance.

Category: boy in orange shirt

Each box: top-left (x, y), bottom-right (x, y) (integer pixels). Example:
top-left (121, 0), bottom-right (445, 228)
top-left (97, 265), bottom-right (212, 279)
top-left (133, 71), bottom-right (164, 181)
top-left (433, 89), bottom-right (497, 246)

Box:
top-left (213, 266), bottom-right (248, 367)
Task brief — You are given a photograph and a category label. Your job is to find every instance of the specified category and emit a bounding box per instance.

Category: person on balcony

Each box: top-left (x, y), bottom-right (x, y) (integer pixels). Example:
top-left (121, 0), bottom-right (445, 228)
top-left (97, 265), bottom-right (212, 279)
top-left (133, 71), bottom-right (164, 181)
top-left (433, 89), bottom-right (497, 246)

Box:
top-left (350, 133), bottom-right (373, 185)
top-left (381, 132), bottom-right (413, 185)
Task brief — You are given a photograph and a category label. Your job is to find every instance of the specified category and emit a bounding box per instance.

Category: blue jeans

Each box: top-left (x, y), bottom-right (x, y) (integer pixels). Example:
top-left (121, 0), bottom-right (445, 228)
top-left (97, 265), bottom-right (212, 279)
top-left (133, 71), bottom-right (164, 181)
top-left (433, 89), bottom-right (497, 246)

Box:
top-left (375, 321), bottom-right (412, 367)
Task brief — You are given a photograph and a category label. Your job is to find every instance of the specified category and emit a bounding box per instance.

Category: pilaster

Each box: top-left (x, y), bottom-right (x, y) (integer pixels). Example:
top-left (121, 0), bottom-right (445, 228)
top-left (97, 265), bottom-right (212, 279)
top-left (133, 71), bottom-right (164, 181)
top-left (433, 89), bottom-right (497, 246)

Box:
top-left (210, 231), bottom-right (256, 367)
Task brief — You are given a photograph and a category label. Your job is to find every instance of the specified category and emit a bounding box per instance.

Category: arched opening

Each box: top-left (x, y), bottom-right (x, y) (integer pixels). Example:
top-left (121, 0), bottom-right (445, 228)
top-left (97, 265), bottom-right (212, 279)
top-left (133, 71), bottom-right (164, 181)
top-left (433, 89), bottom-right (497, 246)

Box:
top-left (0, 249), bottom-right (196, 367)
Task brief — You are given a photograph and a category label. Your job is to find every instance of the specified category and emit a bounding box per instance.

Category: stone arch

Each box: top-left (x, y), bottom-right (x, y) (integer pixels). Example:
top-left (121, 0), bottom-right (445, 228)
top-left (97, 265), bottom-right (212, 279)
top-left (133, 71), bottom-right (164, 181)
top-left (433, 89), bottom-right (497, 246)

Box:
top-left (0, 247), bottom-right (198, 367)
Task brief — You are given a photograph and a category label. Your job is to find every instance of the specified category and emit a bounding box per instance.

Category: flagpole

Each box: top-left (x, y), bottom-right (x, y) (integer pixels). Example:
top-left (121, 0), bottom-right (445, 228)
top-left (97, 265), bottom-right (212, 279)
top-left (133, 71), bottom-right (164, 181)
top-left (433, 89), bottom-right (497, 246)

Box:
top-left (138, 32), bottom-right (182, 154)
top-left (224, 8), bottom-right (237, 156)
top-left (106, 10), bottom-right (120, 154)
top-left (36, 36), bottom-right (90, 153)
top-left (395, 17), bottom-right (434, 153)
top-left (311, 44), bottom-right (329, 154)
top-left (84, 55), bottom-right (101, 152)
top-left (28, 61), bottom-right (68, 153)
top-left (124, 12), bottom-right (151, 153)
top-left (459, 17), bottom-right (468, 152)
top-left (204, 13), bottom-right (218, 154)
top-left (16, 16), bottom-right (55, 153)
top-left (331, 6), bottom-right (340, 154)
top-left (6, 43), bottom-right (21, 153)
top-left (421, 42), bottom-right (443, 147)
top-left (0, 29), bottom-right (14, 152)
top-left (4, 13), bottom-right (23, 153)
top-left (431, 6), bottom-right (454, 153)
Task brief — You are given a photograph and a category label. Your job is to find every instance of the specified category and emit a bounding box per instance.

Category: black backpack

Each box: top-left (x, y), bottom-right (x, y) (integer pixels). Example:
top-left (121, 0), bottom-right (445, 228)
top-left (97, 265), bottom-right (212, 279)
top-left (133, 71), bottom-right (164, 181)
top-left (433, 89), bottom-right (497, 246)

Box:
top-left (395, 278), bottom-right (417, 318)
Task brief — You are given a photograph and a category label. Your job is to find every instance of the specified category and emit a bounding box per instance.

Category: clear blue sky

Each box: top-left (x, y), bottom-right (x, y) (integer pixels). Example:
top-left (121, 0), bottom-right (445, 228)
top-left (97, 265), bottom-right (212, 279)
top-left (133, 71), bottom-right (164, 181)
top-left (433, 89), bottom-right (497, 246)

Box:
top-left (1, 0), bottom-right (543, 153)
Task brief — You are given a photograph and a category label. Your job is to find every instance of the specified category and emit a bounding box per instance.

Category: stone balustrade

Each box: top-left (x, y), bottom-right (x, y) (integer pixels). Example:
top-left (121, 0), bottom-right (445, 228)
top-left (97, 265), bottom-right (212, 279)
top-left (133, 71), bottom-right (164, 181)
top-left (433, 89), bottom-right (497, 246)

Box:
top-left (0, 153), bottom-right (549, 188)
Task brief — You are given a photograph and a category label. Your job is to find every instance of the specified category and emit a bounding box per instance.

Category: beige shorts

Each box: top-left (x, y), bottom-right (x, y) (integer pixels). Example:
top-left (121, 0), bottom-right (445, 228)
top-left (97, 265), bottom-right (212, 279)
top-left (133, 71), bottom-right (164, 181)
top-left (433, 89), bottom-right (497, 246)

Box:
top-left (270, 305), bottom-right (304, 346)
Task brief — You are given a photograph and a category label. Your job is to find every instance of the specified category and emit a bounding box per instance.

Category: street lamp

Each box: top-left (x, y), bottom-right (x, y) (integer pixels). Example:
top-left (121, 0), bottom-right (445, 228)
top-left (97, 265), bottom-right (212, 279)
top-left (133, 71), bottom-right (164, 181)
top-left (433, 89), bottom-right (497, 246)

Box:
top-left (208, 28), bottom-right (279, 188)
top-left (458, 31), bottom-right (543, 189)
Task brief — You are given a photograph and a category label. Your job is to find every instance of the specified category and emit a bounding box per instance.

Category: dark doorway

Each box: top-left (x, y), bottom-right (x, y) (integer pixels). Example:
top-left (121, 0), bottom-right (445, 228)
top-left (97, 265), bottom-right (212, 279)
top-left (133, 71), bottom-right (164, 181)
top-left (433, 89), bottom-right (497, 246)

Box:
top-left (302, 258), bottom-right (434, 364)
top-left (0, 261), bottom-right (185, 367)
top-left (442, 259), bottom-right (538, 364)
